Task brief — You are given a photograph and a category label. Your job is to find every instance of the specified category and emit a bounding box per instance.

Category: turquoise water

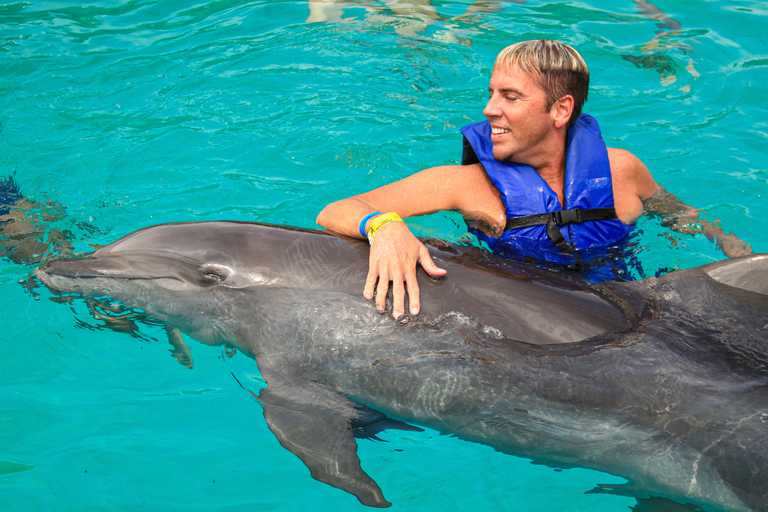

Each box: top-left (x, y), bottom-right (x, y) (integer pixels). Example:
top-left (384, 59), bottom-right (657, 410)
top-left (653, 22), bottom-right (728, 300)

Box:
top-left (1, 0), bottom-right (767, 510)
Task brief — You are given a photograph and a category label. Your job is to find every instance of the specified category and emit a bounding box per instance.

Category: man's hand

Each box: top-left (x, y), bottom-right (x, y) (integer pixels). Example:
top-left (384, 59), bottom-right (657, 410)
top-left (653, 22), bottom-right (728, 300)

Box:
top-left (714, 232), bottom-right (753, 258)
top-left (363, 220), bottom-right (447, 318)
top-left (644, 188), bottom-right (754, 260)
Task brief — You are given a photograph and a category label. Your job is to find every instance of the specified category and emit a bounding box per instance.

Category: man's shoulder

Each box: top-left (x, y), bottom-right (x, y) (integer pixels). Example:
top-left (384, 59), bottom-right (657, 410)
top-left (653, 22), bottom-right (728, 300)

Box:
top-left (606, 147), bottom-right (641, 171)
top-left (606, 147), bottom-right (657, 200)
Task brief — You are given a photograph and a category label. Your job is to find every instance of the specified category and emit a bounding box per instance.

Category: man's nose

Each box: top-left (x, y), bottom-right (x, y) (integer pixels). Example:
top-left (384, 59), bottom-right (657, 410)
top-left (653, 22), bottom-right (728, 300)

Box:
top-left (483, 95), bottom-right (500, 118)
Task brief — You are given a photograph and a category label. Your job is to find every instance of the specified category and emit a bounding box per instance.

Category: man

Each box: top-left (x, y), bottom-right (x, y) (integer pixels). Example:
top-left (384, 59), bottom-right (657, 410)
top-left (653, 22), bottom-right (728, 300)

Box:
top-left (316, 39), bottom-right (751, 319)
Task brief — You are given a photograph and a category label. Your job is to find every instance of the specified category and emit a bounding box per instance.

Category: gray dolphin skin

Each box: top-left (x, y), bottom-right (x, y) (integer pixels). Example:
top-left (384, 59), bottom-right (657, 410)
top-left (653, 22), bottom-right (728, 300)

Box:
top-left (34, 221), bottom-right (768, 511)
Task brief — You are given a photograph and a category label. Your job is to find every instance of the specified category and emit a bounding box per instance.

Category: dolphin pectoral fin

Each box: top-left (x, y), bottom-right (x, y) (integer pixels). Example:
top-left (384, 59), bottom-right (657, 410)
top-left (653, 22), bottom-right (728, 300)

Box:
top-left (256, 379), bottom-right (392, 508)
top-left (165, 325), bottom-right (193, 369)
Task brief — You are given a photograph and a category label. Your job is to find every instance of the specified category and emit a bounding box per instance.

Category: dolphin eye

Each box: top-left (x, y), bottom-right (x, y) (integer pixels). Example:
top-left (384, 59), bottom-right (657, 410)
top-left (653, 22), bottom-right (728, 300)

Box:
top-left (198, 264), bottom-right (232, 284)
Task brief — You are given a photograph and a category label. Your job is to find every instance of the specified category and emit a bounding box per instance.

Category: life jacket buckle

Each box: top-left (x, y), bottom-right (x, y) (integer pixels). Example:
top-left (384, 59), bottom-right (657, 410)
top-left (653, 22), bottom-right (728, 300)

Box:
top-left (553, 208), bottom-right (583, 225)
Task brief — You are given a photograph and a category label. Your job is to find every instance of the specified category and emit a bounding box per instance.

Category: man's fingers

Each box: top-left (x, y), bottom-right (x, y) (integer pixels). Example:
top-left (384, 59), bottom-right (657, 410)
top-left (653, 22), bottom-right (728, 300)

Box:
top-left (375, 274), bottom-right (389, 313)
top-left (405, 272), bottom-right (420, 316)
top-left (363, 228), bottom-right (442, 318)
top-left (363, 267), bottom-right (377, 300)
top-left (391, 277), bottom-right (406, 318)
top-left (419, 249), bottom-right (448, 278)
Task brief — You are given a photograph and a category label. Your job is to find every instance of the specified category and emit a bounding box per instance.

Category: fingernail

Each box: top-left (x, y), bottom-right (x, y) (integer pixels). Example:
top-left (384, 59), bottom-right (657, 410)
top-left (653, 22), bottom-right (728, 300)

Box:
top-left (411, 307), bottom-right (419, 315)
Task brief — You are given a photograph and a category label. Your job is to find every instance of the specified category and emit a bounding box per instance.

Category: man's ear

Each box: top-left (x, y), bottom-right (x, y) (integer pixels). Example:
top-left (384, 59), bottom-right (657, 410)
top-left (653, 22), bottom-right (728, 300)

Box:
top-left (551, 95), bottom-right (575, 129)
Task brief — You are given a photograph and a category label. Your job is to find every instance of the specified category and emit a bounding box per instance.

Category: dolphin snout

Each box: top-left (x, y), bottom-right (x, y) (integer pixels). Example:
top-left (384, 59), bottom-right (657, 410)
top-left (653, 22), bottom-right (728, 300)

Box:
top-left (38, 256), bottom-right (136, 278)
top-left (34, 257), bottom-right (140, 293)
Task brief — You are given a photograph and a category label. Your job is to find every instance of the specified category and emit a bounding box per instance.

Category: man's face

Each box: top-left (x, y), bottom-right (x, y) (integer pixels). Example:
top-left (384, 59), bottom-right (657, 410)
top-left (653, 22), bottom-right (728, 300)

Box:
top-left (483, 64), bottom-right (558, 166)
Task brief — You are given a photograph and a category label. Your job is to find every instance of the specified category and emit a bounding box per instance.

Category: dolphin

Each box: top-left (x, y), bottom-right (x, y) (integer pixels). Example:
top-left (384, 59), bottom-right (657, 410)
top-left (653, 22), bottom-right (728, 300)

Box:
top-left (33, 221), bottom-right (768, 511)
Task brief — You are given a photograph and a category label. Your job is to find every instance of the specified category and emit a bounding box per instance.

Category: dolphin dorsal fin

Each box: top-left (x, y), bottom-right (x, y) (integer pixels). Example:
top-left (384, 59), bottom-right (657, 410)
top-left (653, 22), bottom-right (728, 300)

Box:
top-left (702, 254), bottom-right (768, 296)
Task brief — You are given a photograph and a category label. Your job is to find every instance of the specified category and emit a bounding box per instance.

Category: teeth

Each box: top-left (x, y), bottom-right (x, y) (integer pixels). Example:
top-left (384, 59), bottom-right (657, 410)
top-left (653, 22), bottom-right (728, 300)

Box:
top-left (492, 128), bottom-right (511, 135)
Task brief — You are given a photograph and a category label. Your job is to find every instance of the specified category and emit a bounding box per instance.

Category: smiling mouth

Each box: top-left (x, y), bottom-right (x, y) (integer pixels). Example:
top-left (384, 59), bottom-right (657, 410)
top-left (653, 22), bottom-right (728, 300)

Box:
top-left (491, 127), bottom-right (511, 135)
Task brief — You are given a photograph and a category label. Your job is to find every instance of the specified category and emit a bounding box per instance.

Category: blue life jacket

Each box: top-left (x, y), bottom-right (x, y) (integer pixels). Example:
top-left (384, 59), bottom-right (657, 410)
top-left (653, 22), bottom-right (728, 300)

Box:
top-left (460, 114), bottom-right (632, 265)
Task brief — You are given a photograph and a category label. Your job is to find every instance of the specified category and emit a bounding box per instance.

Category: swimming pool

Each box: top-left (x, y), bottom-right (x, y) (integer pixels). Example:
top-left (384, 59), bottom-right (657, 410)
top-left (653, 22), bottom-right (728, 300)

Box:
top-left (1, 0), bottom-right (767, 510)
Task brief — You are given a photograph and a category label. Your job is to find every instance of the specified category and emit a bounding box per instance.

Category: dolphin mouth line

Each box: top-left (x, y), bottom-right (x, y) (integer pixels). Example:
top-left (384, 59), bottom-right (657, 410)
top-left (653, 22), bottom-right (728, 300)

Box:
top-left (35, 249), bottom-right (214, 284)
top-left (34, 268), bottom-right (191, 296)
top-left (37, 267), bottom-right (182, 282)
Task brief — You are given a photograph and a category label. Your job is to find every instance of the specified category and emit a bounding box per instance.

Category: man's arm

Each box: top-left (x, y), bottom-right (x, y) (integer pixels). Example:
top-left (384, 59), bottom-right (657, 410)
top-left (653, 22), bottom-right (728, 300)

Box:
top-left (317, 163), bottom-right (503, 318)
top-left (608, 147), bottom-right (752, 258)
top-left (643, 186), bottom-right (753, 258)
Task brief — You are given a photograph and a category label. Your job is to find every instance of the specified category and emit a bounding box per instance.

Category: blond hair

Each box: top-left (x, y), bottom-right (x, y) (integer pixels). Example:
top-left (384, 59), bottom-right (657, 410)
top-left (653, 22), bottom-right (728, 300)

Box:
top-left (494, 40), bottom-right (589, 127)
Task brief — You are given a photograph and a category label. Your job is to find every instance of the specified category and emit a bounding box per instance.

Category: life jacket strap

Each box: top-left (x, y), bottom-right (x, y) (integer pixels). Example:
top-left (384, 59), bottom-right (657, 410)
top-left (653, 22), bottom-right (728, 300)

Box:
top-left (504, 207), bottom-right (619, 253)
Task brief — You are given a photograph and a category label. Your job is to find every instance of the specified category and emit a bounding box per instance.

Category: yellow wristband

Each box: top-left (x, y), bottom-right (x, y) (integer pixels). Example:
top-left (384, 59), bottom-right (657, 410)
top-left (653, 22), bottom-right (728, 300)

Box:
top-left (366, 212), bottom-right (403, 244)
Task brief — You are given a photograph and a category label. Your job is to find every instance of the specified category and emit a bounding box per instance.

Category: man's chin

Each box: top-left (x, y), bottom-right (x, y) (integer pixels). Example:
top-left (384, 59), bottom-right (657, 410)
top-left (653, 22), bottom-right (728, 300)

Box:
top-left (492, 148), bottom-right (513, 163)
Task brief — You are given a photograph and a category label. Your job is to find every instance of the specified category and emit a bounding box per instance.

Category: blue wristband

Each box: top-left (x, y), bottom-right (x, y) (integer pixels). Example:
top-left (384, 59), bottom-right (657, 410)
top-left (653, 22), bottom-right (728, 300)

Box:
top-left (358, 212), bottom-right (382, 238)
